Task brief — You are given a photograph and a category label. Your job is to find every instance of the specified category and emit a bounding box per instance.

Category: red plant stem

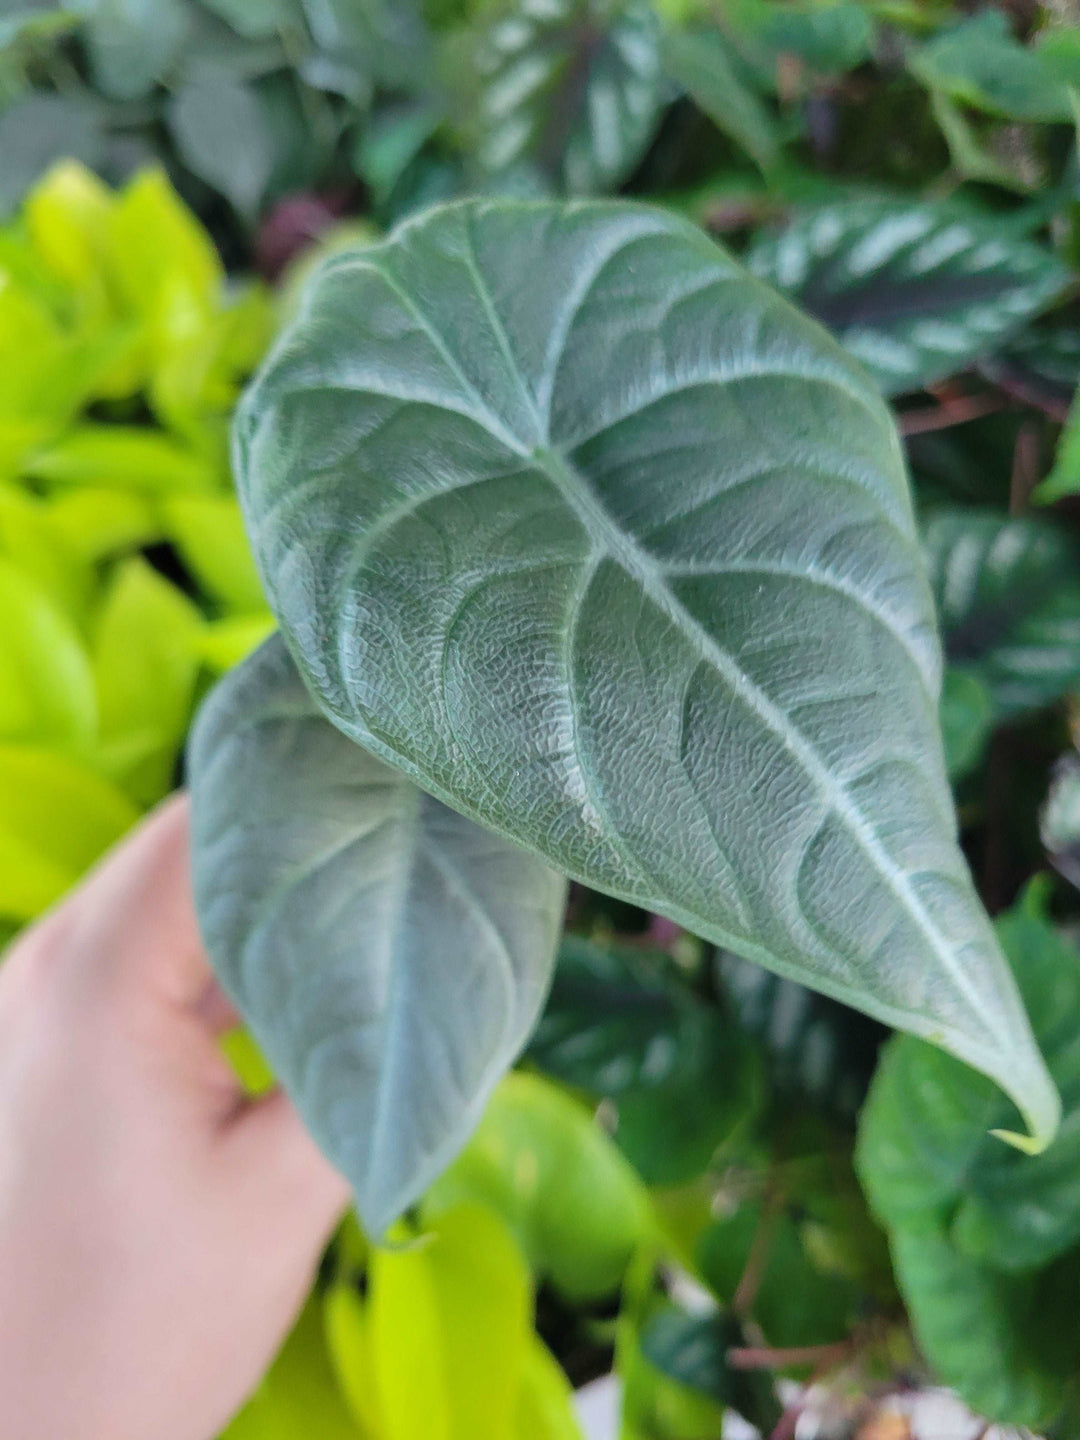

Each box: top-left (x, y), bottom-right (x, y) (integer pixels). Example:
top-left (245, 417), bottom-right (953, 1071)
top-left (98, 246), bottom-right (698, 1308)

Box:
top-left (898, 392), bottom-right (1007, 436)
top-left (728, 1339), bottom-right (854, 1371)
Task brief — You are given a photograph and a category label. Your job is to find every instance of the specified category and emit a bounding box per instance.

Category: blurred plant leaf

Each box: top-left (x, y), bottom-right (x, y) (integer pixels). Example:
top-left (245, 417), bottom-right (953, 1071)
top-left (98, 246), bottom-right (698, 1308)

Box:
top-left (0, 94), bottom-right (106, 217)
top-left (747, 196), bottom-right (1070, 395)
top-left (188, 635), bottom-right (567, 1238)
top-left (1042, 754), bottom-right (1080, 892)
top-left (92, 555), bottom-right (204, 803)
top-left (723, 0), bottom-right (872, 84)
top-left (0, 482), bottom-right (94, 619)
top-left (27, 424), bottom-right (219, 493)
top-left (467, 0), bottom-right (664, 193)
top-left (424, 1069), bottom-right (652, 1302)
top-left (0, 555), bottom-right (96, 746)
top-left (79, 0), bottom-right (190, 101)
top-left (200, 0), bottom-right (301, 39)
top-left (640, 1307), bottom-right (780, 1433)
top-left (163, 494), bottom-right (266, 612)
top-left (1035, 384), bottom-right (1080, 505)
top-left (909, 10), bottom-right (1076, 124)
top-left (660, 25), bottom-right (780, 174)
top-left (195, 612), bottom-right (276, 671)
top-left (367, 1203), bottom-right (533, 1440)
top-left (168, 65), bottom-right (278, 221)
top-left (0, 744), bottom-right (137, 922)
top-left (923, 508), bottom-right (1080, 721)
top-left (939, 665), bottom-right (993, 781)
top-left (43, 487), bottom-right (161, 561)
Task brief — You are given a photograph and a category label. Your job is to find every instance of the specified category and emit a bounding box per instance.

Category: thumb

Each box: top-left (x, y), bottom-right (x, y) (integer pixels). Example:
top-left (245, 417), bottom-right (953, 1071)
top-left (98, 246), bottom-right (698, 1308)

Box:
top-left (225, 1089), bottom-right (352, 1249)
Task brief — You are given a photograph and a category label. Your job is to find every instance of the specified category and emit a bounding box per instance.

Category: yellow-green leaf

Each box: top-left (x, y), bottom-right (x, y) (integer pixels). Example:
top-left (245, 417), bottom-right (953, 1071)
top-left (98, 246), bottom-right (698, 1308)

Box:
top-left (0, 555), bottom-right (96, 745)
top-left (163, 494), bottom-right (265, 612)
top-left (28, 424), bottom-right (219, 494)
top-left (0, 744), bottom-right (137, 922)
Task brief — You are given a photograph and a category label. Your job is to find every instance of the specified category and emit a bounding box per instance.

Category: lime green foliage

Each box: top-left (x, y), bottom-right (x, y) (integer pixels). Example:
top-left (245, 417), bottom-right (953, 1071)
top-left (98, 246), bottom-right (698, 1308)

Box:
top-left (858, 902), bottom-right (1080, 1428)
top-left (0, 162), bottom-right (273, 929)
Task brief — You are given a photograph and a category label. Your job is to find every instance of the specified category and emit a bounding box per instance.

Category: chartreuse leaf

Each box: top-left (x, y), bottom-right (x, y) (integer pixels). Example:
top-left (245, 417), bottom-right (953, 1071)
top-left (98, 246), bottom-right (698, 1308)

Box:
top-left (859, 909), bottom-right (1080, 1274)
top-left (43, 488), bottom-right (161, 562)
top-left (92, 557), bottom-right (204, 804)
top-left (423, 1070), bottom-right (652, 1302)
top-left (469, 0), bottom-right (663, 193)
top-left (0, 483), bottom-right (94, 620)
top-left (222, 1295), bottom-right (362, 1440)
top-left (163, 494), bottom-right (266, 613)
top-left (0, 745), bottom-right (138, 923)
top-left (0, 556), bottom-right (95, 746)
top-left (923, 507), bottom-right (1080, 720)
top-left (27, 424), bottom-right (219, 494)
top-left (515, 1334), bottom-right (582, 1440)
top-left (531, 938), bottom-right (762, 1183)
top-left (746, 197), bottom-right (1069, 395)
top-left (188, 636), bottom-right (567, 1237)
top-left (235, 197), bottom-right (1058, 1150)
top-left (367, 1204), bottom-right (532, 1440)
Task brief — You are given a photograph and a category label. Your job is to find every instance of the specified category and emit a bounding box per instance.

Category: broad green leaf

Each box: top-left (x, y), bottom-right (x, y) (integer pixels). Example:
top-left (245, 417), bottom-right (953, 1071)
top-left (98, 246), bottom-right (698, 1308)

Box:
top-left (746, 197), bottom-right (1069, 395)
top-left (236, 197), bottom-right (1058, 1149)
top-left (909, 10), bottom-right (1075, 124)
top-left (324, 1282), bottom-right (381, 1436)
top-left (81, 0), bottom-right (190, 101)
top-left (188, 636), bottom-right (567, 1236)
top-left (0, 744), bottom-right (137, 922)
top-left (938, 665), bottom-right (992, 781)
top-left (723, 0), bottom-right (872, 84)
top-left (168, 67), bottom-right (277, 221)
top-left (886, 1225), bottom-right (1080, 1431)
top-left (468, 0), bottom-right (663, 193)
top-left (515, 1335), bottom-right (583, 1440)
top-left (424, 1070), bottom-right (652, 1301)
top-left (0, 483), bottom-right (94, 619)
top-left (368, 1204), bottom-right (532, 1440)
top-left (43, 487), bottom-right (161, 561)
top-left (23, 160), bottom-right (113, 313)
top-left (858, 908), bottom-right (1080, 1273)
top-left (530, 937), bottom-right (762, 1183)
top-left (661, 26), bottom-right (780, 173)
top-left (222, 1295), bottom-right (362, 1440)
top-left (1042, 754), bottom-right (1080, 892)
top-left (163, 494), bottom-right (266, 612)
top-left (0, 555), bottom-right (96, 745)
top-left (923, 508), bottom-right (1080, 720)
top-left (92, 556), bottom-right (204, 803)
top-left (27, 424), bottom-right (219, 493)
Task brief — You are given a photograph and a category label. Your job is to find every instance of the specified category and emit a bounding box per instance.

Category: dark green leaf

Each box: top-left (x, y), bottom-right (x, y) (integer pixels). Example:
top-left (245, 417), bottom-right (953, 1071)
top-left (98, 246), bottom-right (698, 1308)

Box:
top-left (167, 66), bottom-right (278, 220)
top-left (923, 508), bottom-right (1080, 720)
top-left (661, 26), bottom-right (780, 174)
top-left (468, 0), bottom-right (664, 193)
top-left (746, 197), bottom-right (1069, 395)
top-left (188, 634), bottom-right (567, 1236)
top-left (235, 197), bottom-right (1057, 1148)
top-left (640, 1307), bottom-right (781, 1432)
top-left (724, 0), bottom-right (872, 84)
top-left (858, 908), bottom-right (1080, 1274)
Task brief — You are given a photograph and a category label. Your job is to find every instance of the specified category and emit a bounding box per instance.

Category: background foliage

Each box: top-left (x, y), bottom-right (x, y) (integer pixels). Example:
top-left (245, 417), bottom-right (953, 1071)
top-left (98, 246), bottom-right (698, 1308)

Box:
top-left (3, 0), bottom-right (1080, 1434)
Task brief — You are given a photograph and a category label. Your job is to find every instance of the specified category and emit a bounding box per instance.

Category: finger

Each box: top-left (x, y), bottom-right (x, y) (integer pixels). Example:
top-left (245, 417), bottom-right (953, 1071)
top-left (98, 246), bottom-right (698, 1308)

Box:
top-left (34, 793), bottom-right (213, 1010)
top-left (194, 978), bottom-right (242, 1036)
top-left (225, 1089), bottom-right (351, 1240)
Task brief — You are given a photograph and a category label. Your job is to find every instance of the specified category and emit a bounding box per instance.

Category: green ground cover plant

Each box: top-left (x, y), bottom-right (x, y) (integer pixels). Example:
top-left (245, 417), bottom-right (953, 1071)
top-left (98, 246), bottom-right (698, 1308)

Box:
top-left (6, 1), bottom-right (1080, 1434)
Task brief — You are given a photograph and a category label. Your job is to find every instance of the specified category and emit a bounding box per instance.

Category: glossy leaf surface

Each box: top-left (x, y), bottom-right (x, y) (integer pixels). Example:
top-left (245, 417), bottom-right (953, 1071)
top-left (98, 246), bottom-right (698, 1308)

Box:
top-left (236, 197), bottom-right (1057, 1146)
top-left (188, 634), bottom-right (567, 1235)
top-left (746, 197), bottom-right (1068, 395)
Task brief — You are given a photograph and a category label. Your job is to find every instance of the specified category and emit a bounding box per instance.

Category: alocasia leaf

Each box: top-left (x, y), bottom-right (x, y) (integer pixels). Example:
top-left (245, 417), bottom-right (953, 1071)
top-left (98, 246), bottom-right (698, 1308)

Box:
top-left (923, 507), bottom-right (1080, 719)
top-left (746, 197), bottom-right (1069, 394)
top-left (233, 197), bottom-right (1058, 1147)
top-left (188, 633), bottom-right (567, 1235)
top-left (467, 0), bottom-right (664, 194)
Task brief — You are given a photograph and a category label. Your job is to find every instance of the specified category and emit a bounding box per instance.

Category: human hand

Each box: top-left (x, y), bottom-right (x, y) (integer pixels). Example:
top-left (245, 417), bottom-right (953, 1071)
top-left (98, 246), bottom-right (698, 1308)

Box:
top-left (0, 795), bottom-right (350, 1440)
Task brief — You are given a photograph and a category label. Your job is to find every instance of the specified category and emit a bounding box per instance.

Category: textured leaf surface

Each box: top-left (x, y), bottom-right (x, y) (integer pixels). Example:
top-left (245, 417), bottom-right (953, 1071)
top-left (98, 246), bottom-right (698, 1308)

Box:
top-left (468, 0), bottom-right (663, 193)
top-left (858, 908), bottom-right (1080, 1274)
top-left (923, 507), bottom-right (1080, 720)
top-left (746, 197), bottom-right (1069, 395)
top-left (188, 634), bottom-right (567, 1235)
top-left (235, 197), bottom-right (1057, 1146)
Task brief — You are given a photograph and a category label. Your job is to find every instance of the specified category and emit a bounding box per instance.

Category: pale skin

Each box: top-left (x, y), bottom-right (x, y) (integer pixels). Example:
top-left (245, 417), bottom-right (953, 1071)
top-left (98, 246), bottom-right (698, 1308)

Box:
top-left (0, 795), bottom-right (351, 1440)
